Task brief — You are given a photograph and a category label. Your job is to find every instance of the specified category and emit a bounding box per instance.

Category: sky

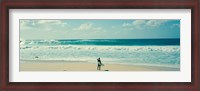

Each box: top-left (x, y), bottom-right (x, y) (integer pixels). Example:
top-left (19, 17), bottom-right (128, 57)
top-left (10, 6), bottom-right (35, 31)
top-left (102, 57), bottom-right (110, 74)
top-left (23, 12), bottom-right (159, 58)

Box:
top-left (20, 19), bottom-right (180, 40)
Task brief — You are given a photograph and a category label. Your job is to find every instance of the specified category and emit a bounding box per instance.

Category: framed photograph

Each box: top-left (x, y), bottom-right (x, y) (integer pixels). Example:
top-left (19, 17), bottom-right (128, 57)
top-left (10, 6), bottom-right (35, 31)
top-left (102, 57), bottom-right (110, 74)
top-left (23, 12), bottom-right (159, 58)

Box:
top-left (1, 0), bottom-right (199, 91)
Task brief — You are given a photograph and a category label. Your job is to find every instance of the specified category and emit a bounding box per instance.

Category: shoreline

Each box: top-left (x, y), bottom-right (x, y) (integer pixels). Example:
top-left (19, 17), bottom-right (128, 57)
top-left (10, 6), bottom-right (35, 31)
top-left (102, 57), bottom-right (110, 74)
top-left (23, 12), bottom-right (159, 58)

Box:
top-left (20, 60), bottom-right (180, 71)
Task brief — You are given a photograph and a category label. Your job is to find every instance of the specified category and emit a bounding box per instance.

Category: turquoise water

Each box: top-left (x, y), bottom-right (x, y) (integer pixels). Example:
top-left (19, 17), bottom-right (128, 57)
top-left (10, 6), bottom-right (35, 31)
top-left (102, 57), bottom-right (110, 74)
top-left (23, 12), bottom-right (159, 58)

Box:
top-left (20, 39), bottom-right (180, 46)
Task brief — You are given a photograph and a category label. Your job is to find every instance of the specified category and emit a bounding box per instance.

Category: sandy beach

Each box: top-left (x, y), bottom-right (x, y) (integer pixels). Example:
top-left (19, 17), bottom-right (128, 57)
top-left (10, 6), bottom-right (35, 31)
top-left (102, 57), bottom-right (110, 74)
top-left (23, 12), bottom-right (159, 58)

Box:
top-left (20, 60), bottom-right (179, 71)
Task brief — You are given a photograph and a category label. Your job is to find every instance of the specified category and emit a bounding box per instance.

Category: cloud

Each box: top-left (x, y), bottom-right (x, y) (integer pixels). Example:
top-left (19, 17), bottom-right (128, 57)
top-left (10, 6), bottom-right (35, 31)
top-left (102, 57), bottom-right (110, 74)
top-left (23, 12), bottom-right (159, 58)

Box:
top-left (73, 22), bottom-right (102, 31)
top-left (20, 20), bottom-right (67, 27)
top-left (146, 20), bottom-right (168, 27)
top-left (20, 20), bottom-right (35, 30)
top-left (73, 22), bottom-right (93, 31)
top-left (20, 20), bottom-right (68, 31)
top-left (122, 20), bottom-right (168, 30)
top-left (132, 20), bottom-right (146, 26)
top-left (37, 20), bottom-right (63, 25)
top-left (36, 20), bottom-right (68, 27)
top-left (122, 23), bottom-right (132, 27)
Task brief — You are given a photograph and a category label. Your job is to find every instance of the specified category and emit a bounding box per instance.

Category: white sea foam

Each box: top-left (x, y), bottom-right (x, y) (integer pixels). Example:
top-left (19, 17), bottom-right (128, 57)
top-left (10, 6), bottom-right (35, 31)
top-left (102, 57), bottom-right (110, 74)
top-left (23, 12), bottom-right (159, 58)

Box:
top-left (20, 45), bottom-right (180, 67)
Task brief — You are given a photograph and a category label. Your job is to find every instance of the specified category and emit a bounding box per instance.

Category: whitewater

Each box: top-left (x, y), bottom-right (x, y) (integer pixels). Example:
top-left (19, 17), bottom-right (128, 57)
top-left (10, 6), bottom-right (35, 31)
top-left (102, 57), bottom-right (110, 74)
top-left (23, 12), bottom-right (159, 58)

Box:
top-left (20, 39), bottom-right (180, 68)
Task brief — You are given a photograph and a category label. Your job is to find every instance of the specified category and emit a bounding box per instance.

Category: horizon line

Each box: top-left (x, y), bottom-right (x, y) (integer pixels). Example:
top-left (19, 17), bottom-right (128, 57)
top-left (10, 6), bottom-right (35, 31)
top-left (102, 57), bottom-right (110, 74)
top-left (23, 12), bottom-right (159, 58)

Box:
top-left (20, 38), bottom-right (180, 40)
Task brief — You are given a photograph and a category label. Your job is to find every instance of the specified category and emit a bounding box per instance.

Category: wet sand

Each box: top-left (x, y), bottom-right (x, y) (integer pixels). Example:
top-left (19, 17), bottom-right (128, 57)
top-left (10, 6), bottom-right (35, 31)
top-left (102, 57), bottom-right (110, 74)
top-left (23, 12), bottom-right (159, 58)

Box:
top-left (20, 60), bottom-right (179, 71)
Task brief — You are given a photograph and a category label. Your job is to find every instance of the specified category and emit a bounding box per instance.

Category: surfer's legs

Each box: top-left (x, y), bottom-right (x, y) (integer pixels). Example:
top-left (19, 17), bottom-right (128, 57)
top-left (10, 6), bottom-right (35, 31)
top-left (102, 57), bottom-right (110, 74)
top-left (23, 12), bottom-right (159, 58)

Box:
top-left (97, 65), bottom-right (101, 70)
top-left (99, 66), bottom-right (101, 70)
top-left (97, 65), bottom-right (99, 70)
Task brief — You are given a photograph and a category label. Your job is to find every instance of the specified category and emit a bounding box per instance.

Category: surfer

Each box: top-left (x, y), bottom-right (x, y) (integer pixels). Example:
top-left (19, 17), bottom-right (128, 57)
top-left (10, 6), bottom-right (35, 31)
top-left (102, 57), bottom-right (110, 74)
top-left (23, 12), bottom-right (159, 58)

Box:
top-left (97, 58), bottom-right (103, 70)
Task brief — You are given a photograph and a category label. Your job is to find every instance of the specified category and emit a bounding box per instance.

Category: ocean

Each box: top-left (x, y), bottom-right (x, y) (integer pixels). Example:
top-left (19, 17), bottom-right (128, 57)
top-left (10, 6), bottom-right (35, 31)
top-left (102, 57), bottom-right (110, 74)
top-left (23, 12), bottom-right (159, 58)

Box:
top-left (20, 39), bottom-right (180, 68)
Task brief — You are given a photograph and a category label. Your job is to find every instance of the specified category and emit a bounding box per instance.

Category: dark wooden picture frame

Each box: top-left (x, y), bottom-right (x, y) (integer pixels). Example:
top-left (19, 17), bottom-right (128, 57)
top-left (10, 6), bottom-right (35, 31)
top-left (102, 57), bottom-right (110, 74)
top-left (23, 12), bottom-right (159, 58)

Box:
top-left (0, 0), bottom-right (199, 91)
